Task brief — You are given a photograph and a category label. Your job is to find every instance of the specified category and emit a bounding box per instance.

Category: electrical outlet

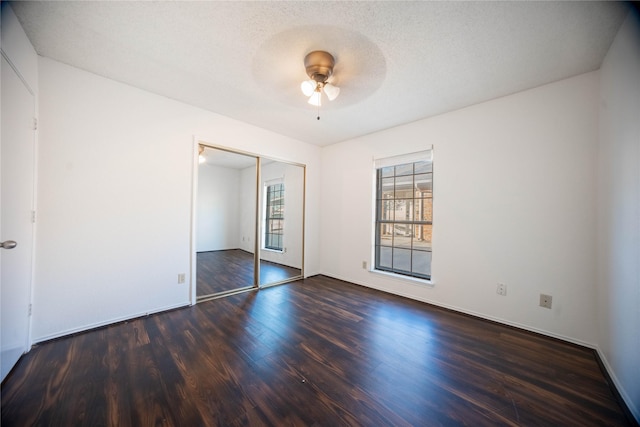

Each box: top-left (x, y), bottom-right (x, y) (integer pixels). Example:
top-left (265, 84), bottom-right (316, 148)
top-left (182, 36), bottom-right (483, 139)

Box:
top-left (362, 261), bottom-right (367, 269)
top-left (539, 294), bottom-right (552, 309)
top-left (496, 283), bottom-right (507, 296)
top-left (178, 273), bottom-right (185, 284)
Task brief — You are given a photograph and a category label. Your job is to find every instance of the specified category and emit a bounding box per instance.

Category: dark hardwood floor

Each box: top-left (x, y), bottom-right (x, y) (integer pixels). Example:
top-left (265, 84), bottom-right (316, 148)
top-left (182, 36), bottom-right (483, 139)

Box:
top-left (197, 249), bottom-right (254, 295)
top-left (259, 258), bottom-right (301, 286)
top-left (197, 249), bottom-right (301, 296)
top-left (1, 275), bottom-right (632, 426)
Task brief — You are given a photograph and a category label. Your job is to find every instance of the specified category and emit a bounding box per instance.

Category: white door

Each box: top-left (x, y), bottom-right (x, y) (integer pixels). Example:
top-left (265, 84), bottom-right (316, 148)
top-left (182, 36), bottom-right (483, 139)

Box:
top-left (1, 56), bottom-right (36, 381)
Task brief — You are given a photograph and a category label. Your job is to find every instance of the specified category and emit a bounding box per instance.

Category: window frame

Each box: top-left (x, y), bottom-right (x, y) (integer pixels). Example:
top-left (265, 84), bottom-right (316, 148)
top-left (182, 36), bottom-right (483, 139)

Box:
top-left (373, 149), bottom-right (433, 281)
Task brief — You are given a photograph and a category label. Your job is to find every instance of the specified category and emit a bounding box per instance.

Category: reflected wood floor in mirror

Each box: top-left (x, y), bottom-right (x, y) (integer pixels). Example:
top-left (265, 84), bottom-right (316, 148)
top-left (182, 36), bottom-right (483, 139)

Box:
top-left (1, 276), bottom-right (632, 426)
top-left (197, 250), bottom-right (301, 296)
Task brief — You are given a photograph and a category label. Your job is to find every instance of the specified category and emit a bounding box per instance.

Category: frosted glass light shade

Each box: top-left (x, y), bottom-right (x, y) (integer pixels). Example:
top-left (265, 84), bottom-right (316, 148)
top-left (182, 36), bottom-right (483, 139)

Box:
top-left (323, 83), bottom-right (340, 101)
top-left (308, 91), bottom-right (322, 106)
top-left (300, 80), bottom-right (316, 97)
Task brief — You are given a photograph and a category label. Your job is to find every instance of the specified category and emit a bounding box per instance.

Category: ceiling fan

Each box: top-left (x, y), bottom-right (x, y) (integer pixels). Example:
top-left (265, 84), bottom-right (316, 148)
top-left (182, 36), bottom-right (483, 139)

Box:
top-left (300, 51), bottom-right (340, 118)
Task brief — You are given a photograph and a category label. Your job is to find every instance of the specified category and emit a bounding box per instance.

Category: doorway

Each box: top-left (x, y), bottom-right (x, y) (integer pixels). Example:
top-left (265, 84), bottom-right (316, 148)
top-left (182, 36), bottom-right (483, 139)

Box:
top-left (1, 56), bottom-right (36, 381)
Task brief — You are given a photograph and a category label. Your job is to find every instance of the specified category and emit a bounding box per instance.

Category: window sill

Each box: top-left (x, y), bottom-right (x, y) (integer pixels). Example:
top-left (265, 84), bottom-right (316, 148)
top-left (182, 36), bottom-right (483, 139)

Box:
top-left (369, 268), bottom-right (435, 287)
top-left (262, 248), bottom-right (284, 254)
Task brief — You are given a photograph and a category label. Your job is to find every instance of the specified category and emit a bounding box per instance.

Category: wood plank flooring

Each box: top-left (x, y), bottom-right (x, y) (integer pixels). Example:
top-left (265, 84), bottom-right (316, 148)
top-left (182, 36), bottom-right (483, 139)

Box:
top-left (1, 275), bottom-right (633, 426)
top-left (197, 250), bottom-right (301, 296)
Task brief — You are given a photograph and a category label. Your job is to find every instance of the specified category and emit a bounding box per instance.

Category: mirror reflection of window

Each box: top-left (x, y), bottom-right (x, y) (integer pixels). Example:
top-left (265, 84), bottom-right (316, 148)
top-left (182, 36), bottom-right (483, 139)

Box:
top-left (264, 181), bottom-right (284, 251)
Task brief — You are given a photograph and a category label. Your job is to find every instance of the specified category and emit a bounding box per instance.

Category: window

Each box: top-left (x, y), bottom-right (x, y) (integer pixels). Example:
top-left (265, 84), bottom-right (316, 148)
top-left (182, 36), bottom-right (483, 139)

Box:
top-left (375, 150), bottom-right (432, 280)
top-left (264, 182), bottom-right (284, 251)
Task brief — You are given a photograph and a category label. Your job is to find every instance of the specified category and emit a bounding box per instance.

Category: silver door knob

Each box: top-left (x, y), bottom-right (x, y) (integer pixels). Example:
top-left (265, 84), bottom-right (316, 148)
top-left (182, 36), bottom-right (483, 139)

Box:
top-left (1, 240), bottom-right (17, 249)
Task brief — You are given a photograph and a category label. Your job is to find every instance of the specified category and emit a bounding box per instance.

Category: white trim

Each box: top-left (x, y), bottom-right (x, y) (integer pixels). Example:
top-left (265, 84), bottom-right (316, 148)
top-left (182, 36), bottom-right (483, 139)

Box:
top-left (190, 137), bottom-right (200, 305)
top-left (264, 176), bottom-right (284, 186)
top-left (0, 49), bottom-right (35, 96)
top-left (373, 147), bottom-right (433, 169)
top-left (33, 302), bottom-right (190, 344)
top-left (595, 347), bottom-right (640, 423)
top-left (369, 268), bottom-right (435, 287)
top-left (262, 247), bottom-right (284, 254)
top-left (26, 78), bottom-right (38, 352)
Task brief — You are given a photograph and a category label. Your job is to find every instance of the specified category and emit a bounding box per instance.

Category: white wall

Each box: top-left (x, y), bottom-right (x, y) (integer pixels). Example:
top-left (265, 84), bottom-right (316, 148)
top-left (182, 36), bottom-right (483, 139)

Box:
top-left (34, 57), bottom-right (321, 341)
top-left (196, 164), bottom-right (240, 252)
top-left (597, 10), bottom-right (640, 422)
top-left (321, 71), bottom-right (599, 346)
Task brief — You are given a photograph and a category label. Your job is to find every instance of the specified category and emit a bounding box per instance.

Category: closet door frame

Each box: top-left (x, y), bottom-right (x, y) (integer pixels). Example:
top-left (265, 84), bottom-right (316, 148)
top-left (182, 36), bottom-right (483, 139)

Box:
top-left (190, 138), bottom-right (305, 304)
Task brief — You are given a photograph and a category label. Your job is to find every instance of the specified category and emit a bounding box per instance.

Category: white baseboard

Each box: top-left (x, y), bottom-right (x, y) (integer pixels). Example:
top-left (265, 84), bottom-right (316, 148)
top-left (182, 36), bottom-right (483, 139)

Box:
top-left (595, 346), bottom-right (640, 424)
top-left (32, 301), bottom-right (190, 344)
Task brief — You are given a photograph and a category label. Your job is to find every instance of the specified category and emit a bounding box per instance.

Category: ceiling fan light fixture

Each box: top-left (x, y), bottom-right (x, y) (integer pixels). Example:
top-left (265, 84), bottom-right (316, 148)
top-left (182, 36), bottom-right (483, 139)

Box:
top-left (308, 91), bottom-right (322, 107)
top-left (304, 50), bottom-right (335, 82)
top-left (300, 80), bottom-right (316, 97)
top-left (198, 144), bottom-right (206, 164)
top-left (323, 82), bottom-right (340, 101)
top-left (300, 50), bottom-right (339, 116)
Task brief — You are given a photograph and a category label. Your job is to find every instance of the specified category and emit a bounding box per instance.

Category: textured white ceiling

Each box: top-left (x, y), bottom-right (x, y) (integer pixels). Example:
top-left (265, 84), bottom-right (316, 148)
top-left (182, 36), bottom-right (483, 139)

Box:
top-left (9, 1), bottom-right (631, 146)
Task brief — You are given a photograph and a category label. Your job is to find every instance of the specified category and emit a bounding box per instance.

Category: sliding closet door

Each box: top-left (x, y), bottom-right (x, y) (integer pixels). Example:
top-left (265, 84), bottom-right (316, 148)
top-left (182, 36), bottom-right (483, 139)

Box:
top-left (259, 160), bottom-right (305, 287)
top-left (195, 146), bottom-right (257, 300)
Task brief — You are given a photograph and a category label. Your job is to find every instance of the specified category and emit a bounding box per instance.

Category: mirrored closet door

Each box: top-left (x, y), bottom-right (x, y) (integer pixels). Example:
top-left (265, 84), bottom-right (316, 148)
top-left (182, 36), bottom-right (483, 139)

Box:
top-left (194, 143), bottom-right (305, 301)
top-left (196, 146), bottom-right (258, 300)
top-left (259, 159), bottom-right (304, 287)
